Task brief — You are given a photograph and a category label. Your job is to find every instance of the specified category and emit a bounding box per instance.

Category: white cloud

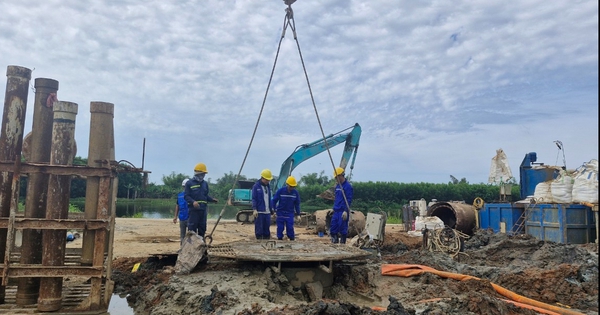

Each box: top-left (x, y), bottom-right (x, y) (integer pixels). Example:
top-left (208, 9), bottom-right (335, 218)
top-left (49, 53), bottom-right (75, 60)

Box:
top-left (0, 0), bottom-right (597, 186)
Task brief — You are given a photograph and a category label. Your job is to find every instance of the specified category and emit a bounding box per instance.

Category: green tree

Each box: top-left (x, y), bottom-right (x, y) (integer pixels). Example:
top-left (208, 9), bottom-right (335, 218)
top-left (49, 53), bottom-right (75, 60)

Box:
top-left (210, 172), bottom-right (249, 201)
top-left (117, 165), bottom-right (143, 199)
top-left (299, 171), bottom-right (330, 187)
top-left (162, 172), bottom-right (189, 191)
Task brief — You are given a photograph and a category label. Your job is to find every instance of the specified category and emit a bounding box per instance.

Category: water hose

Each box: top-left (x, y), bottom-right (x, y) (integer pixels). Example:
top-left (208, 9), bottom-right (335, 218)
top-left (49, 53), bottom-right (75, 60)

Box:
top-left (381, 264), bottom-right (585, 315)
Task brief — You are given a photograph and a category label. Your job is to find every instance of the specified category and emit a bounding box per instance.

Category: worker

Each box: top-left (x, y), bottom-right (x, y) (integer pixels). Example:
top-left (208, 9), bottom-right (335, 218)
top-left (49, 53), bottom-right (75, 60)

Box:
top-left (272, 176), bottom-right (301, 240)
top-left (173, 178), bottom-right (190, 246)
top-left (184, 163), bottom-right (218, 240)
top-left (252, 169), bottom-right (275, 239)
top-left (330, 167), bottom-right (353, 244)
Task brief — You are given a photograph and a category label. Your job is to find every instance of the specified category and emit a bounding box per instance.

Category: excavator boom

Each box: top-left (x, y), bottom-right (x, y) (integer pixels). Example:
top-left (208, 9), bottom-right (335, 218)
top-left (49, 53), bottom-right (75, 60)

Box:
top-left (230, 123), bottom-right (361, 222)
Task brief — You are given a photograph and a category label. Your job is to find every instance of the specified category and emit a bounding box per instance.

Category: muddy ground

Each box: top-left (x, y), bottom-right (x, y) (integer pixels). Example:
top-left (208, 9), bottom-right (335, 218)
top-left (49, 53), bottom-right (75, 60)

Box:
top-left (109, 218), bottom-right (598, 315)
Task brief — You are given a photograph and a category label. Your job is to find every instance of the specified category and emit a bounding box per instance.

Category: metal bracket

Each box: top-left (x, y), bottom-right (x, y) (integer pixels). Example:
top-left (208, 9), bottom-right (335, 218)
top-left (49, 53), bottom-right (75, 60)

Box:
top-left (318, 260), bottom-right (333, 274)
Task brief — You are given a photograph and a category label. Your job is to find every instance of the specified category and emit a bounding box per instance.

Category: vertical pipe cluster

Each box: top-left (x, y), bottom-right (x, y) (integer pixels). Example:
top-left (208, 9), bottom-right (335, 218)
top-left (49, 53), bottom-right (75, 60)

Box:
top-left (82, 102), bottom-right (114, 266)
top-left (36, 101), bottom-right (78, 311)
top-left (0, 66), bottom-right (32, 303)
top-left (0, 65), bottom-right (116, 312)
top-left (17, 78), bottom-right (59, 305)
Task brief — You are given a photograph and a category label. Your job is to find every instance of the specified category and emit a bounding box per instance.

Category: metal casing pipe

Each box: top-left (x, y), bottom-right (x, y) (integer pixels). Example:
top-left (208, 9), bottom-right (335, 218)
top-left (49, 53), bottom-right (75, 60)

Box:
top-left (427, 201), bottom-right (476, 235)
top-left (17, 77), bottom-right (59, 305)
top-left (37, 101), bottom-right (78, 312)
top-left (0, 65), bottom-right (31, 303)
top-left (81, 102), bottom-right (114, 266)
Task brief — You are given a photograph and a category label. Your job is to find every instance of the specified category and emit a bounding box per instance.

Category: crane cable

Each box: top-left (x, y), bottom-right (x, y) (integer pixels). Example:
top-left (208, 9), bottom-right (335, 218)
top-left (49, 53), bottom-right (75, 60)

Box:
top-left (206, 1), bottom-right (355, 244)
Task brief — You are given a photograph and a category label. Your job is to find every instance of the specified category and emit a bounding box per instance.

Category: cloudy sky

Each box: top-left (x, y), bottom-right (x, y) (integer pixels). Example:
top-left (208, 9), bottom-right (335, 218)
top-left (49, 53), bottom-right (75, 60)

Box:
top-left (1, 0), bottom-right (597, 186)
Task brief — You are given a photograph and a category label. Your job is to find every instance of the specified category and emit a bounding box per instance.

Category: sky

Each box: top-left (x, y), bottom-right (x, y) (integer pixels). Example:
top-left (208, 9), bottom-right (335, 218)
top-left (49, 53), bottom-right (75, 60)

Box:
top-left (1, 0), bottom-right (597, 186)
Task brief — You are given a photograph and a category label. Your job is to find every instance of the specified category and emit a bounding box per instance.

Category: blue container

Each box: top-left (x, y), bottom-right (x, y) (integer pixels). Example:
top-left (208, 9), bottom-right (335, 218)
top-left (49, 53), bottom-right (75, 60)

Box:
top-left (479, 203), bottom-right (524, 233)
top-left (525, 204), bottom-right (596, 244)
top-left (519, 152), bottom-right (560, 198)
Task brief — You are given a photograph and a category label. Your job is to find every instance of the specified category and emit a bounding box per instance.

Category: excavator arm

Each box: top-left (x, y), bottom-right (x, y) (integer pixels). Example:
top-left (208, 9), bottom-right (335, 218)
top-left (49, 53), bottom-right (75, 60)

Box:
top-left (273, 123), bottom-right (361, 191)
top-left (231, 123), bottom-right (361, 222)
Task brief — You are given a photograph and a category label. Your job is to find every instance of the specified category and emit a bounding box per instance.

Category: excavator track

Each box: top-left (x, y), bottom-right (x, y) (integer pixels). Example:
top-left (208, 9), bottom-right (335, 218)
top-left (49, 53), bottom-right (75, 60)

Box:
top-left (236, 210), bottom-right (255, 223)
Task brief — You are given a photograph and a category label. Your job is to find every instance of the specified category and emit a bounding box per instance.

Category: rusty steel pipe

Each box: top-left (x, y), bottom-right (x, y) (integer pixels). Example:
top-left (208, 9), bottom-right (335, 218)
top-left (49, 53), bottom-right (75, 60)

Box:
top-left (427, 201), bottom-right (476, 235)
top-left (81, 102), bottom-right (114, 266)
top-left (0, 65), bottom-right (32, 303)
top-left (37, 101), bottom-right (78, 312)
top-left (17, 78), bottom-right (59, 305)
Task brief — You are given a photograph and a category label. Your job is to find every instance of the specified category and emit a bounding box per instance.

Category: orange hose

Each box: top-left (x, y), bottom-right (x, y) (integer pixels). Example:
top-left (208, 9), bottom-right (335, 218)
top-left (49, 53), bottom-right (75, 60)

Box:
top-left (500, 299), bottom-right (561, 315)
top-left (381, 264), bottom-right (585, 315)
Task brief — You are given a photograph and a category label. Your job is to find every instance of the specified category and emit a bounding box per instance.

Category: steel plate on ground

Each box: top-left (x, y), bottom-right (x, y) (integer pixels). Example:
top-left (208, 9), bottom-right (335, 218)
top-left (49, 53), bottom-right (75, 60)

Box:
top-left (207, 240), bottom-right (371, 262)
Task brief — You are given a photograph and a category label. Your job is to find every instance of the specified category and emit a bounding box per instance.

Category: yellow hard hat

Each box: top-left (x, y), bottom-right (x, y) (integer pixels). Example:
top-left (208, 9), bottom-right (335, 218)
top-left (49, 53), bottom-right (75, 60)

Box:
top-left (333, 167), bottom-right (345, 177)
top-left (260, 169), bottom-right (273, 180)
top-left (286, 176), bottom-right (297, 187)
top-left (194, 163), bottom-right (208, 173)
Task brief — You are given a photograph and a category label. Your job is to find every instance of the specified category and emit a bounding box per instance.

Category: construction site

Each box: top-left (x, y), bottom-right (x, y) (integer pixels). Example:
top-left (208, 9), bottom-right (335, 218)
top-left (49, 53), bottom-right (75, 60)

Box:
top-left (0, 1), bottom-right (598, 315)
top-left (0, 65), bottom-right (598, 315)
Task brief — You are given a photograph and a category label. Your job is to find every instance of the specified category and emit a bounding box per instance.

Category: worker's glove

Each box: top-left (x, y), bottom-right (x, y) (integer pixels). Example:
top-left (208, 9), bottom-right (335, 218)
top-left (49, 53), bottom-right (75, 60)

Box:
top-left (294, 214), bottom-right (301, 223)
top-left (252, 210), bottom-right (258, 219)
top-left (342, 211), bottom-right (348, 221)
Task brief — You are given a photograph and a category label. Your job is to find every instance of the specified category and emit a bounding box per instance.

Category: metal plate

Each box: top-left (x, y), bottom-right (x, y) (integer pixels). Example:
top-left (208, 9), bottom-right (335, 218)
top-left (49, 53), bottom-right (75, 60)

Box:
top-left (207, 240), bottom-right (371, 262)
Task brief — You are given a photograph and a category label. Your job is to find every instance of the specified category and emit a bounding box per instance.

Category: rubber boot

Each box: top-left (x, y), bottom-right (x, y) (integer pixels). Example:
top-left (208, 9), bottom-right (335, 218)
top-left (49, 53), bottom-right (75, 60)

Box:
top-left (331, 234), bottom-right (339, 244)
top-left (340, 235), bottom-right (347, 244)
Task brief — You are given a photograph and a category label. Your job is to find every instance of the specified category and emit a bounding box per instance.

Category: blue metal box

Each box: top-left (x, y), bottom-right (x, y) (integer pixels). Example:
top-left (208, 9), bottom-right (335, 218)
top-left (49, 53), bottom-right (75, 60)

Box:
top-left (525, 204), bottom-right (596, 244)
top-left (479, 203), bottom-right (524, 233)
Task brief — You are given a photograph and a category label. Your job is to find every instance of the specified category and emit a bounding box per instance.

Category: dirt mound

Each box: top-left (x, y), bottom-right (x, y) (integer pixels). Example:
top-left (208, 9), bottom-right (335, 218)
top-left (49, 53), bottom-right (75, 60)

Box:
top-left (110, 222), bottom-right (599, 315)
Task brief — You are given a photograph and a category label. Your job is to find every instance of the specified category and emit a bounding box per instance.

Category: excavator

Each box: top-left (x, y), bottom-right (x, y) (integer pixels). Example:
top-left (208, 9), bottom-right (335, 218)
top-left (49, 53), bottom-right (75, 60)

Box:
top-left (229, 123), bottom-right (361, 222)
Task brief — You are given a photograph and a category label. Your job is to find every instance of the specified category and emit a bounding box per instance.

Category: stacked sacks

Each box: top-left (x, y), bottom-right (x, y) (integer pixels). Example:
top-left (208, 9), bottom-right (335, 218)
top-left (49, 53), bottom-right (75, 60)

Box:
top-left (533, 159), bottom-right (598, 204)
top-left (534, 169), bottom-right (573, 203)
top-left (572, 159), bottom-right (598, 204)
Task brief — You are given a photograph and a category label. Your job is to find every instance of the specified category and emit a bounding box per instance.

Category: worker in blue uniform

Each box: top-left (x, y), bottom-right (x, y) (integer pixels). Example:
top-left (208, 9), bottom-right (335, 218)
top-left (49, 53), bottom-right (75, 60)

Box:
top-left (173, 178), bottom-right (190, 246)
top-left (272, 176), bottom-right (301, 240)
top-left (252, 169), bottom-right (275, 239)
top-left (184, 163), bottom-right (218, 240)
top-left (330, 167), bottom-right (353, 244)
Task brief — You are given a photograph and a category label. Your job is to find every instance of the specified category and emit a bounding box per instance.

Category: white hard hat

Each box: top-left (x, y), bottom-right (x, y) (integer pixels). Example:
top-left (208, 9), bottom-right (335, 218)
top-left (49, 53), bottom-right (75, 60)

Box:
top-left (181, 179), bottom-right (189, 186)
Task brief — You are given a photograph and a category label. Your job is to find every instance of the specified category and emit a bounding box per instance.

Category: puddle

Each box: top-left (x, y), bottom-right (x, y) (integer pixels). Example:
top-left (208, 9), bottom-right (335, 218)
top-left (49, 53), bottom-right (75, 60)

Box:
top-left (107, 294), bottom-right (134, 315)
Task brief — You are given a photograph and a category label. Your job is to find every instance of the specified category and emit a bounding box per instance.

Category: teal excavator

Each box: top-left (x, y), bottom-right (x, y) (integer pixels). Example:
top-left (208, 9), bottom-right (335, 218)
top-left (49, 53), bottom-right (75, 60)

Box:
top-left (229, 123), bottom-right (361, 222)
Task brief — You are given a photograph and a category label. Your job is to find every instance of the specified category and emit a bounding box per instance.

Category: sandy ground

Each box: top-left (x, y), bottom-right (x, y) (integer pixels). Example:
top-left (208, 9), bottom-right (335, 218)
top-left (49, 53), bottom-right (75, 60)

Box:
top-left (108, 218), bottom-right (406, 258)
top-left (106, 218), bottom-right (599, 315)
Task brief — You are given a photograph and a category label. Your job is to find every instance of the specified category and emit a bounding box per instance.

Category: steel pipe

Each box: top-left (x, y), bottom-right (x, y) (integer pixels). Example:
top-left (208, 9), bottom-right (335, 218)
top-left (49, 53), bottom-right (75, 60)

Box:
top-left (17, 77), bottom-right (59, 305)
top-left (38, 101), bottom-right (78, 312)
top-left (0, 65), bottom-right (31, 303)
top-left (427, 201), bottom-right (476, 235)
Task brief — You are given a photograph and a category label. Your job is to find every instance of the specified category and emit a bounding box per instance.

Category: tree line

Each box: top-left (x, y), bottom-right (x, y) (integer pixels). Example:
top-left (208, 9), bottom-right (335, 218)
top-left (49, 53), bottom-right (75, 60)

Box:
top-left (19, 157), bottom-right (519, 212)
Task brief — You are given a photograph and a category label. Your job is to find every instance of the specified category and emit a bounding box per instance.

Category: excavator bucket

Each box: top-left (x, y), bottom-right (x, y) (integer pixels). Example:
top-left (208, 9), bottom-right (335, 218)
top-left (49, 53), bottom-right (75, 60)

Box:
top-left (174, 231), bottom-right (207, 275)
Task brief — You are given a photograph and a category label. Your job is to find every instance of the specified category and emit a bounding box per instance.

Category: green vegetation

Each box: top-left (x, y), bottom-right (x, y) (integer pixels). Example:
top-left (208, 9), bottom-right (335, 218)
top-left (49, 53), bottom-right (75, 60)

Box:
top-left (18, 155), bottom-right (520, 217)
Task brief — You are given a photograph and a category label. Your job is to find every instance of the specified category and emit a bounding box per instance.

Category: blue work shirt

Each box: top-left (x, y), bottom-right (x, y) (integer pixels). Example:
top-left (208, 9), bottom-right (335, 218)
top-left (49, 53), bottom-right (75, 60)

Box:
top-left (252, 179), bottom-right (273, 214)
top-left (176, 191), bottom-right (189, 220)
top-left (184, 176), bottom-right (215, 211)
top-left (333, 180), bottom-right (353, 212)
top-left (272, 186), bottom-right (301, 217)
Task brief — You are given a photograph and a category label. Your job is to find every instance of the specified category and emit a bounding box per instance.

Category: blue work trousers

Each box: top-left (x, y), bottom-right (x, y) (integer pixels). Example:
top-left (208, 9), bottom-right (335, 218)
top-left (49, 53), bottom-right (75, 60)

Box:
top-left (188, 209), bottom-right (207, 238)
top-left (330, 210), bottom-right (348, 236)
top-left (255, 213), bottom-right (271, 239)
top-left (276, 215), bottom-right (295, 240)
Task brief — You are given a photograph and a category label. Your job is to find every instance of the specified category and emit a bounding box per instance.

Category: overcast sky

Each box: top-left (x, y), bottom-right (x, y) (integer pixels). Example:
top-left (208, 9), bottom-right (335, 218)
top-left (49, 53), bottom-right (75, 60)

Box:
top-left (1, 0), bottom-right (597, 186)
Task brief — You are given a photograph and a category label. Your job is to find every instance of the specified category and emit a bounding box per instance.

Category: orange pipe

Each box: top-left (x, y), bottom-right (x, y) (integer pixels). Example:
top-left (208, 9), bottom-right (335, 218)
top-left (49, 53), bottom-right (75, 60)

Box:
top-left (501, 299), bottom-right (561, 315)
top-left (381, 264), bottom-right (585, 315)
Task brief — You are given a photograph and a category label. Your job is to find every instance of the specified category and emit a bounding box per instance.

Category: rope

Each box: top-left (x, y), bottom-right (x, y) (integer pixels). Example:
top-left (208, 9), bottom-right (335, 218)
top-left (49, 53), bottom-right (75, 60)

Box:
top-left (425, 226), bottom-right (469, 258)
